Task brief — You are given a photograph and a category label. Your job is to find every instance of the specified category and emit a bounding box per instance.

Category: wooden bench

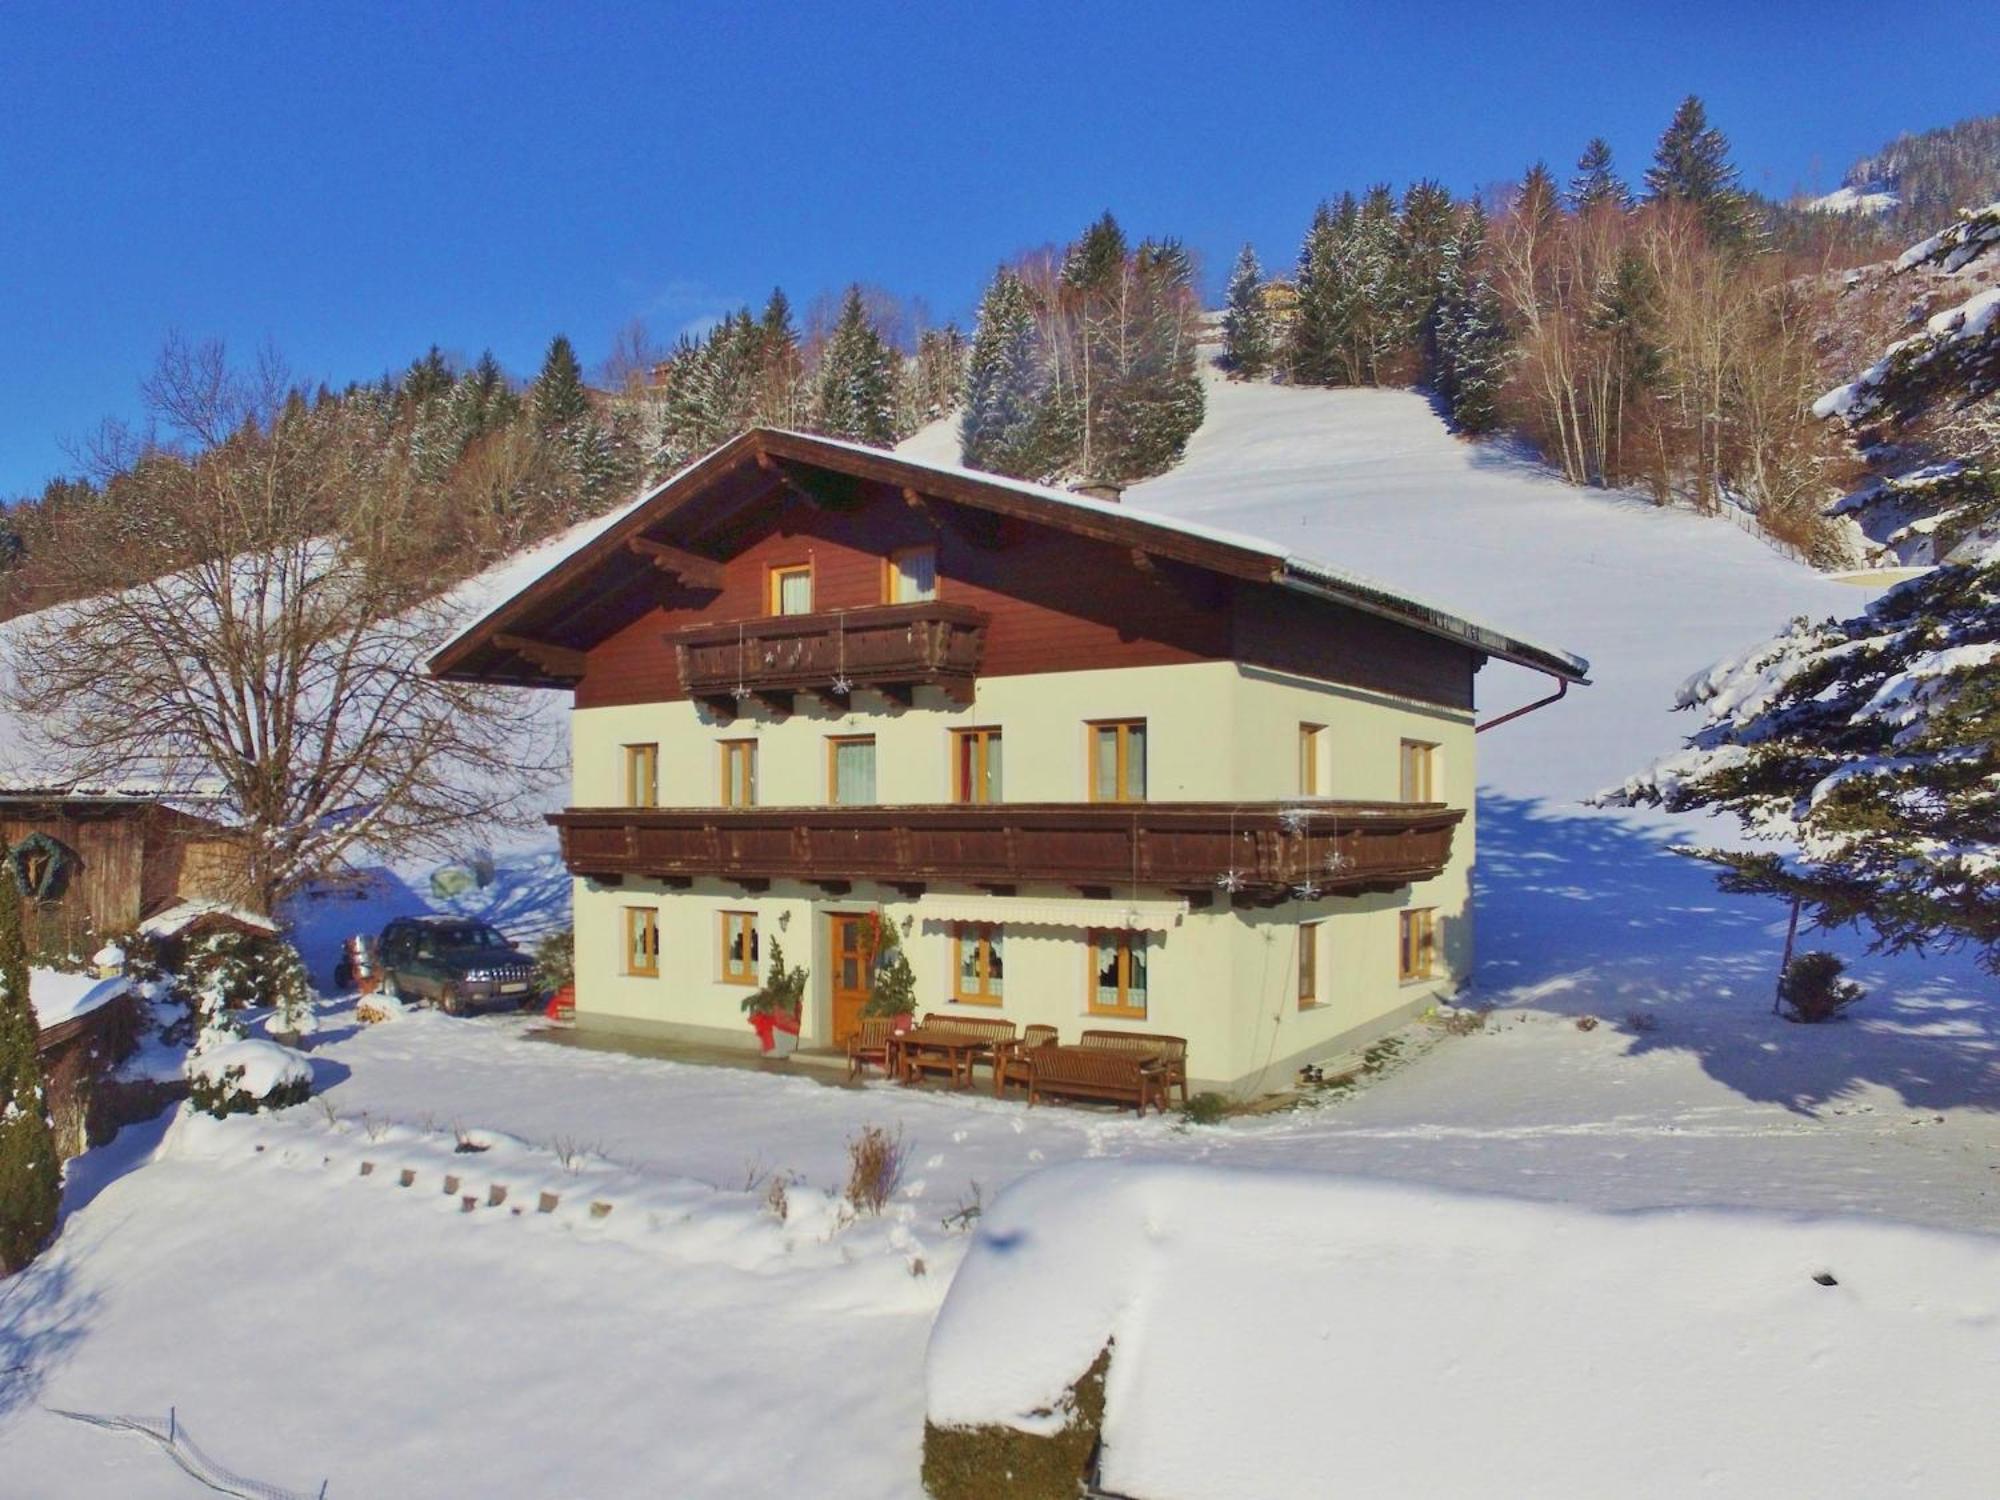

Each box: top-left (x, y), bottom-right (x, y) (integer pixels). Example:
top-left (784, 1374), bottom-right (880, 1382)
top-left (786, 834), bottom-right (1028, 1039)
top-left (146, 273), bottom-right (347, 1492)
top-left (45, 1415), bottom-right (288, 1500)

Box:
top-left (993, 1024), bottom-right (1059, 1099)
top-left (905, 1013), bottom-right (1016, 1084)
top-left (1027, 1044), bottom-right (1164, 1115)
top-left (1079, 1030), bottom-right (1189, 1108)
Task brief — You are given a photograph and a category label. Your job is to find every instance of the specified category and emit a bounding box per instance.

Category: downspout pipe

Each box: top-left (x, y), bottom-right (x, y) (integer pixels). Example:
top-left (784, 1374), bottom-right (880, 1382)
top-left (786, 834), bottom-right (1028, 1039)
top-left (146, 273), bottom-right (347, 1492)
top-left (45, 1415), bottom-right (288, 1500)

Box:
top-left (1476, 674), bottom-right (1573, 733)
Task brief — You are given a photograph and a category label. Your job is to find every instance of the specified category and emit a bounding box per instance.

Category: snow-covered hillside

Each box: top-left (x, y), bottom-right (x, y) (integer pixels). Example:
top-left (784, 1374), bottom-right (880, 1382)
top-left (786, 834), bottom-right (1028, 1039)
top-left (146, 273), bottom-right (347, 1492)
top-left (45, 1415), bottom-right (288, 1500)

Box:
top-left (7, 373), bottom-right (1993, 1500)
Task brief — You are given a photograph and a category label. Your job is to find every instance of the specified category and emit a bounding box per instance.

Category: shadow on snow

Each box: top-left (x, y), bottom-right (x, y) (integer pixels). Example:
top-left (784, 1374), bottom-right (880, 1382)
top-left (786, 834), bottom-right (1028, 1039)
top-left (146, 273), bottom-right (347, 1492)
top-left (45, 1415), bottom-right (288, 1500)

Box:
top-left (1473, 791), bottom-right (2000, 1117)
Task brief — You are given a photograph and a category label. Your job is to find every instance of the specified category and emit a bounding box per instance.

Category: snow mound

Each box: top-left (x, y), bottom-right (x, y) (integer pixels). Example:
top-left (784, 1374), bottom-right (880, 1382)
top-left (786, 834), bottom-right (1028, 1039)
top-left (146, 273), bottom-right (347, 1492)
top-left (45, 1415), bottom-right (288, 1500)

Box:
top-left (187, 1038), bottom-right (312, 1098)
top-left (928, 1163), bottom-right (2000, 1500)
top-left (138, 899), bottom-right (279, 938)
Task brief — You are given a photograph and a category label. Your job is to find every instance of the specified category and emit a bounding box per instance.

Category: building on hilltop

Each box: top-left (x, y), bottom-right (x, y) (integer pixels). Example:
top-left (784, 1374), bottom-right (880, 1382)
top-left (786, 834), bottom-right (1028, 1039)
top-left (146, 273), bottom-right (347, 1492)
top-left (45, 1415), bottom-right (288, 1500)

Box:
top-left (433, 429), bottom-right (1587, 1093)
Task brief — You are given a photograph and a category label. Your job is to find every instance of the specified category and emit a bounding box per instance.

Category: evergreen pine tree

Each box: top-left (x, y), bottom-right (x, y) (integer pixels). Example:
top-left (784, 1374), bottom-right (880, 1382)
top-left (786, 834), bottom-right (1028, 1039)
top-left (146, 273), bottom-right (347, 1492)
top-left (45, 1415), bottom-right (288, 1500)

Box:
top-left (1091, 237), bottom-right (1205, 480)
top-left (1644, 95), bottom-right (1755, 246)
top-left (811, 287), bottom-right (899, 447)
top-left (0, 867), bottom-right (60, 1273)
top-left (531, 334), bottom-right (591, 430)
top-left (756, 288), bottom-right (803, 426)
top-left (1443, 274), bottom-right (1509, 434)
top-left (403, 345), bottom-right (454, 404)
top-left (1569, 138), bottom-right (1631, 214)
top-left (960, 268), bottom-right (1050, 477)
top-left (1221, 244), bottom-right (1273, 377)
top-left (1289, 197), bottom-right (1355, 386)
top-left (1397, 180), bottom-right (1461, 377)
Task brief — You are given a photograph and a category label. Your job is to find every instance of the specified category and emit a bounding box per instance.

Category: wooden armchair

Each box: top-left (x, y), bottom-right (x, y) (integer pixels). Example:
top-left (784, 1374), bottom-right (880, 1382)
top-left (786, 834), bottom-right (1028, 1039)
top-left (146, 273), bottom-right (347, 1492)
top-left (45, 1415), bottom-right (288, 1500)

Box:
top-left (1079, 1030), bottom-right (1190, 1108)
top-left (993, 1024), bottom-right (1059, 1099)
top-left (845, 1016), bottom-right (898, 1081)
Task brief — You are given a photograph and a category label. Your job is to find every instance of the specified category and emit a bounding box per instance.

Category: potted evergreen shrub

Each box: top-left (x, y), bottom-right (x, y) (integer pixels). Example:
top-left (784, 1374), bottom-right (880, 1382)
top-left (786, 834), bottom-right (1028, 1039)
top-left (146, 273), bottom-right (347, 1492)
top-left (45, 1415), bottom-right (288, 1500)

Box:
top-left (862, 918), bottom-right (918, 1033)
top-left (743, 940), bottom-right (808, 1056)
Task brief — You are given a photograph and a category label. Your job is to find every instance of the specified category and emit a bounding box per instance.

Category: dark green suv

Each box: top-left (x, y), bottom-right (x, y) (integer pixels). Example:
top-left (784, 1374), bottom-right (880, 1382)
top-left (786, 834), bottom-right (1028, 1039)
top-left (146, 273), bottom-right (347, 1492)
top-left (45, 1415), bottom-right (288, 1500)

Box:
top-left (377, 916), bottom-right (537, 1015)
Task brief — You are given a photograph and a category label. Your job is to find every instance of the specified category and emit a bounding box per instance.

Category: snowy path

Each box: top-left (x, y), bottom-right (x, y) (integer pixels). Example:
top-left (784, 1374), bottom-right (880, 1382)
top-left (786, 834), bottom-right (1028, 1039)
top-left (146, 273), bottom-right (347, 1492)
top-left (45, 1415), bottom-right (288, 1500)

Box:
top-left (7, 378), bottom-right (1996, 1499)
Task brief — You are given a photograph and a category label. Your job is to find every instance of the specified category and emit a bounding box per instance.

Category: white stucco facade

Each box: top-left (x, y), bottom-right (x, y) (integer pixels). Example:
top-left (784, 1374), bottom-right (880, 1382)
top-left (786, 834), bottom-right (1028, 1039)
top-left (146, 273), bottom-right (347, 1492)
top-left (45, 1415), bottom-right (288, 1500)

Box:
top-left (567, 661), bottom-right (1474, 1095)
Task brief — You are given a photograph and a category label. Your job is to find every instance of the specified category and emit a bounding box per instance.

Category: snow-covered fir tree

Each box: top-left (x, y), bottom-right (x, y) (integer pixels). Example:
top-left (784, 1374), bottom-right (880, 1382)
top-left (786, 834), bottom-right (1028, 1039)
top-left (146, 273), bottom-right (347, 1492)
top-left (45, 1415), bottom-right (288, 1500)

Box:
top-left (812, 286), bottom-right (900, 447)
top-left (0, 868), bottom-right (59, 1273)
top-left (1221, 244), bottom-right (1274, 377)
top-left (1602, 202), bottom-right (2000, 973)
top-left (960, 268), bottom-right (1051, 477)
top-left (531, 334), bottom-right (591, 429)
top-left (1289, 196), bottom-right (1357, 386)
top-left (1568, 137), bottom-right (1631, 215)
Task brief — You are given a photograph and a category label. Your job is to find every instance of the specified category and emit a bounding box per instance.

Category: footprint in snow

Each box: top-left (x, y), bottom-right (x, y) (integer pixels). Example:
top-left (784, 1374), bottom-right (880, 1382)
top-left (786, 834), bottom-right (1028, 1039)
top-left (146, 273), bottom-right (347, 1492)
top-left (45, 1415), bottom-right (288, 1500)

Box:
top-left (951, 1130), bottom-right (967, 1143)
top-left (925, 1153), bottom-right (944, 1168)
top-left (904, 1180), bottom-right (926, 1199)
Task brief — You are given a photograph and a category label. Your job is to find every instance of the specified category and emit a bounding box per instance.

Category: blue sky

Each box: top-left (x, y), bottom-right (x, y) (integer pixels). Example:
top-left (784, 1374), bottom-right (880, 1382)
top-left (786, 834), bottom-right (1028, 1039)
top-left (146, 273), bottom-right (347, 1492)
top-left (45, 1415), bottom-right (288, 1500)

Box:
top-left (3, 1), bottom-right (1996, 497)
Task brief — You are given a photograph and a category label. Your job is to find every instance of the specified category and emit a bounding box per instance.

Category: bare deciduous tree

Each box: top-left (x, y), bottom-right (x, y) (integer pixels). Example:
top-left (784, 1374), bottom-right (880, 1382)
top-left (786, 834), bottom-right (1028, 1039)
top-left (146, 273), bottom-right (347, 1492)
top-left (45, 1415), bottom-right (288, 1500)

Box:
top-left (1, 339), bottom-right (563, 911)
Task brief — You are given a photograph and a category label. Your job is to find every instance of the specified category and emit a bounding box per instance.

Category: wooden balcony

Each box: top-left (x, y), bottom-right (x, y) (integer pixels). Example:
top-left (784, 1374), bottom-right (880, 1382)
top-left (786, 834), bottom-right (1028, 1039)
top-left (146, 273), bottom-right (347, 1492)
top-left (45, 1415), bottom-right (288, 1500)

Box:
top-left (671, 602), bottom-right (990, 719)
top-left (550, 801), bottom-right (1464, 906)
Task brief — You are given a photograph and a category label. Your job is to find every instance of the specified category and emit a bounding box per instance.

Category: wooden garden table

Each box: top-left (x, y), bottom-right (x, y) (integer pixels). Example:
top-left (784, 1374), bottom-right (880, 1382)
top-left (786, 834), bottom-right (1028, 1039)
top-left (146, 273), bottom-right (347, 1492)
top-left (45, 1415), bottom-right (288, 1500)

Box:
top-left (890, 1027), bottom-right (988, 1090)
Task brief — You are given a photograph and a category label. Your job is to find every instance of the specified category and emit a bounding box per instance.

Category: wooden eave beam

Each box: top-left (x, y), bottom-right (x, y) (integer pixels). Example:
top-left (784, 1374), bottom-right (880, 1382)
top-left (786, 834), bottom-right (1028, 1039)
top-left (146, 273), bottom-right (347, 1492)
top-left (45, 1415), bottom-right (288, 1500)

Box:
top-left (492, 633), bottom-right (586, 680)
top-left (627, 537), bottom-right (725, 590)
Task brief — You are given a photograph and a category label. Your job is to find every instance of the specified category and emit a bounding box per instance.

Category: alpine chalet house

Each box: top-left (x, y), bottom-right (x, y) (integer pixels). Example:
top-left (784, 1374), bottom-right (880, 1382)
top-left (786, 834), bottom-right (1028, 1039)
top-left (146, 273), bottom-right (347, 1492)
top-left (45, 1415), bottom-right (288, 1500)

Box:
top-left (432, 431), bottom-right (1587, 1093)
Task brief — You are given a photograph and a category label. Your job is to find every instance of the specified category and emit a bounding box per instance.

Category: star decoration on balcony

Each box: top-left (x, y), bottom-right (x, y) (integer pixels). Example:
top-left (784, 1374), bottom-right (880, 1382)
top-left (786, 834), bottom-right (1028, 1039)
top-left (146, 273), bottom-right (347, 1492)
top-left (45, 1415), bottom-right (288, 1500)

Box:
top-left (1215, 869), bottom-right (1245, 893)
top-left (1324, 849), bottom-right (1353, 873)
top-left (731, 683), bottom-right (751, 701)
top-left (830, 674), bottom-right (854, 697)
top-left (1292, 881), bottom-right (1323, 902)
top-left (1277, 806), bottom-right (1311, 834)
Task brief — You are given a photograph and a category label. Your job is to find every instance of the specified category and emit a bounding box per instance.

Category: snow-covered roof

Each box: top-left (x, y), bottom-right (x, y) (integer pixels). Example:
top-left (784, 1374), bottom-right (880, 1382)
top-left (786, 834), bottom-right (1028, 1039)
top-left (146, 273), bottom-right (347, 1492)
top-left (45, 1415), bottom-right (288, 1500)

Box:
top-left (433, 428), bottom-right (1590, 685)
top-left (138, 899), bottom-right (279, 939)
top-left (31, 966), bottom-right (133, 1032)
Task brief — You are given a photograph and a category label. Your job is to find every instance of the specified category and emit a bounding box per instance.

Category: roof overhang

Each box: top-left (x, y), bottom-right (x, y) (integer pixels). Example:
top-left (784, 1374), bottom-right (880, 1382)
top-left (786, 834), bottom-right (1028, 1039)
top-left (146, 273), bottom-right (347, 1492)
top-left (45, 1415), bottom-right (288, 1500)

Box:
top-left (429, 428), bottom-right (1590, 688)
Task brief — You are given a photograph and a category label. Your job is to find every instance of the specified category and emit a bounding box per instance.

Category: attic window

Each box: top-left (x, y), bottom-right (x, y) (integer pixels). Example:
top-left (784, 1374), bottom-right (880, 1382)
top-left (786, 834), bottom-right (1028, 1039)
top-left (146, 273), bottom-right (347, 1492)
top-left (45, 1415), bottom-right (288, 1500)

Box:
top-left (886, 546), bottom-right (937, 603)
top-left (770, 563), bottom-right (813, 616)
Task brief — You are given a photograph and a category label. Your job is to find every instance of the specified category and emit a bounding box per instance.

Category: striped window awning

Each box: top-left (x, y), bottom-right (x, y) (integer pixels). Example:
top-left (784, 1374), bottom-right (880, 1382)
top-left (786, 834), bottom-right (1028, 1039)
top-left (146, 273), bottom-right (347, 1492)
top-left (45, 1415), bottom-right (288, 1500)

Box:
top-left (914, 894), bottom-right (1188, 932)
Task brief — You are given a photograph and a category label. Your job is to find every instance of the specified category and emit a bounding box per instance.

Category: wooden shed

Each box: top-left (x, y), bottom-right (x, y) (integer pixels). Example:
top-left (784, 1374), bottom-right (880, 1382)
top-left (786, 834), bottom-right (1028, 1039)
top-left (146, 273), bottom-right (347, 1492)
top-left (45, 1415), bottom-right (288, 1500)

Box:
top-left (0, 793), bottom-right (250, 958)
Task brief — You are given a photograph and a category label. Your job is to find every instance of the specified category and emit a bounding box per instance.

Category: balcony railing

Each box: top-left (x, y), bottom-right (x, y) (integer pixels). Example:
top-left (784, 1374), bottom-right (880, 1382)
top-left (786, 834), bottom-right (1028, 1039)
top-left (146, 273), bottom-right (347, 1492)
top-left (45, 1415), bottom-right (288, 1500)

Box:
top-left (550, 801), bottom-right (1464, 905)
top-left (671, 602), bottom-right (990, 718)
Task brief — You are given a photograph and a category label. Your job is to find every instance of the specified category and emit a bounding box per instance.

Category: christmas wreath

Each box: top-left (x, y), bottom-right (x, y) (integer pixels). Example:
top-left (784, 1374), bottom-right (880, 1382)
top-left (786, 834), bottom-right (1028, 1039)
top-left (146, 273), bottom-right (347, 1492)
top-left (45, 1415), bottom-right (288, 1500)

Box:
top-left (9, 831), bottom-right (75, 903)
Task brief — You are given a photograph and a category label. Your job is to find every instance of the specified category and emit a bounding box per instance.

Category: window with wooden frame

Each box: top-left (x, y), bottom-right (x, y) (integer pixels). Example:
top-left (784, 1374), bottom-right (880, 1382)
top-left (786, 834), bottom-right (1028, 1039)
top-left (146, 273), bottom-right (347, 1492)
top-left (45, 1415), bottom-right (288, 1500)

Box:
top-left (1299, 723), bottom-right (1324, 797)
top-left (827, 735), bottom-right (877, 805)
top-left (623, 908), bottom-right (659, 978)
top-left (719, 739), bottom-right (757, 807)
top-left (1298, 921), bottom-right (1321, 1008)
top-left (1087, 719), bottom-right (1147, 803)
top-left (624, 743), bottom-right (659, 808)
top-left (884, 545), bottom-right (938, 603)
top-left (769, 562), bottom-right (813, 616)
top-left (1399, 738), bottom-right (1438, 803)
top-left (951, 923), bottom-right (1005, 1005)
top-left (952, 727), bottom-right (1002, 804)
top-left (1399, 908), bottom-right (1436, 982)
top-left (1089, 930), bottom-right (1149, 1018)
top-left (720, 911), bottom-right (759, 985)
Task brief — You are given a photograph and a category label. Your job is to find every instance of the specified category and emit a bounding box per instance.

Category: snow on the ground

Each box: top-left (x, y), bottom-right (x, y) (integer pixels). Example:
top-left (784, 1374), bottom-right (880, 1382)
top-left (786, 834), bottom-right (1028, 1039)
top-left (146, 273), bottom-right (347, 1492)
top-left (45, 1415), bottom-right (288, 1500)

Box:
top-left (28, 966), bottom-right (130, 1030)
top-left (929, 1162), bottom-right (2000, 1499)
top-left (7, 374), bottom-right (1996, 1499)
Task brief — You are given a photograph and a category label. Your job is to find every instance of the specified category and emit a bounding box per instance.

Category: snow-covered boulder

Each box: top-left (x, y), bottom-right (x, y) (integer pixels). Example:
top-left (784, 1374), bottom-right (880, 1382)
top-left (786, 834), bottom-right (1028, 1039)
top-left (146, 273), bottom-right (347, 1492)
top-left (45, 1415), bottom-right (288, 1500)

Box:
top-left (186, 1038), bottom-right (313, 1118)
top-left (925, 1163), bottom-right (2000, 1499)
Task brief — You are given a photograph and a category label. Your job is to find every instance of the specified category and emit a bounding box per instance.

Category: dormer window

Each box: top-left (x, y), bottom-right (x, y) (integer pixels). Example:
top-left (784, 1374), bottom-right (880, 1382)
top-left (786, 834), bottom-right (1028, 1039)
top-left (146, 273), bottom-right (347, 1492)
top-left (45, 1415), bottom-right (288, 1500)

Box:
top-left (886, 545), bottom-right (937, 603)
top-left (770, 563), bottom-right (813, 616)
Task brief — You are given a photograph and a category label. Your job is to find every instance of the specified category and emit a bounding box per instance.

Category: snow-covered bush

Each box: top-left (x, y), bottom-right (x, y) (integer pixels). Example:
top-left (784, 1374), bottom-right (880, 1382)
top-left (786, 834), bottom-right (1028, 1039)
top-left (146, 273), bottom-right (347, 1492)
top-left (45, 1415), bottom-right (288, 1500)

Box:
top-left (186, 1038), bottom-right (313, 1118)
top-left (1777, 951), bottom-right (1866, 1025)
top-left (184, 929), bottom-right (314, 1022)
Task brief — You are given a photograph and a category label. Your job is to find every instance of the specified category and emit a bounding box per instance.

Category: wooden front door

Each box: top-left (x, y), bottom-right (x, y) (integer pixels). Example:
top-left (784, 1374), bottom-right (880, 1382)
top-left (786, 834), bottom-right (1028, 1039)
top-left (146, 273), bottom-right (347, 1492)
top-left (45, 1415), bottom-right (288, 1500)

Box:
top-left (829, 914), bottom-right (875, 1045)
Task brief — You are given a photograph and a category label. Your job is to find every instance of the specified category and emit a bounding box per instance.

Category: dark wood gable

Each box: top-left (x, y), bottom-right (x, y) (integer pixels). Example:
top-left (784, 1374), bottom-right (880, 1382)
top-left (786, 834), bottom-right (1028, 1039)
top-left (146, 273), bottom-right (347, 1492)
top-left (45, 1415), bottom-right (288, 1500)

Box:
top-left (431, 430), bottom-right (1485, 711)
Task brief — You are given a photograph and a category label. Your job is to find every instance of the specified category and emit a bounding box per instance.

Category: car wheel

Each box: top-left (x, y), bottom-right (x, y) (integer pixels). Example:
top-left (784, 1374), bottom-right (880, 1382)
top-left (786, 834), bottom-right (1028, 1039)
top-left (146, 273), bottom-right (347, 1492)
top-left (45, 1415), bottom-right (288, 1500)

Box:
top-left (440, 985), bottom-right (464, 1017)
top-left (379, 971), bottom-right (402, 1001)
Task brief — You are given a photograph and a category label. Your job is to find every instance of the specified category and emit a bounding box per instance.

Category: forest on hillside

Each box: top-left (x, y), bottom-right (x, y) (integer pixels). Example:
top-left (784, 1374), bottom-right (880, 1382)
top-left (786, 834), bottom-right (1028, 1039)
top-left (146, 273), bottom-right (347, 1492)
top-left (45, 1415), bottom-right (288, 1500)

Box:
top-left (4, 99), bottom-right (1992, 622)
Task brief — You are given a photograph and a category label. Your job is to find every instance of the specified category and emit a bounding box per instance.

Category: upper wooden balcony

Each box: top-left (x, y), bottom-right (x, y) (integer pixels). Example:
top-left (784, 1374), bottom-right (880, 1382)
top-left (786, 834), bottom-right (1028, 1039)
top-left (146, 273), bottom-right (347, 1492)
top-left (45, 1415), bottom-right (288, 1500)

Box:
top-left (671, 602), bottom-right (990, 719)
top-left (549, 800), bottom-right (1464, 906)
